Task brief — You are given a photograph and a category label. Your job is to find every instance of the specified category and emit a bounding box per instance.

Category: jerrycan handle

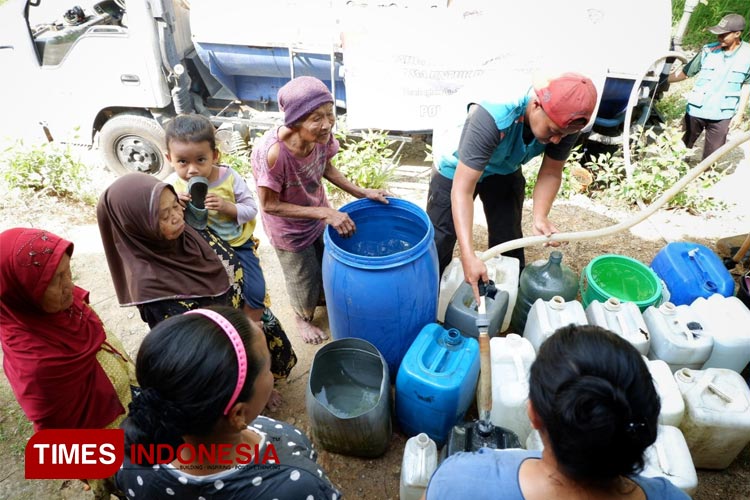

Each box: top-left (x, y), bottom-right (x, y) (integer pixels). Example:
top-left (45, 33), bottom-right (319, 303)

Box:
top-left (655, 441), bottom-right (671, 476)
top-left (512, 352), bottom-right (527, 384)
top-left (706, 381), bottom-right (733, 404)
top-left (616, 312), bottom-right (631, 338)
top-left (687, 247), bottom-right (719, 294)
top-left (670, 314), bottom-right (696, 342)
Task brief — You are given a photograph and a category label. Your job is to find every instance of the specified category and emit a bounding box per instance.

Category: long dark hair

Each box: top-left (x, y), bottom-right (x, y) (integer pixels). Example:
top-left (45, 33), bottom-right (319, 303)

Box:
top-left (122, 306), bottom-right (263, 462)
top-left (529, 324), bottom-right (660, 491)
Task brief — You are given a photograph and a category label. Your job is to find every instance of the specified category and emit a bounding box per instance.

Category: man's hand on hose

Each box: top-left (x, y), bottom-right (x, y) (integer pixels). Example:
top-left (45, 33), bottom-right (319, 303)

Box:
top-left (461, 252), bottom-right (489, 306)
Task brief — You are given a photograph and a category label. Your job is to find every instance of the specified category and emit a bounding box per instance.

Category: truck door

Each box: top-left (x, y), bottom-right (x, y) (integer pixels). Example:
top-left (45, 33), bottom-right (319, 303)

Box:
top-left (1, 0), bottom-right (172, 173)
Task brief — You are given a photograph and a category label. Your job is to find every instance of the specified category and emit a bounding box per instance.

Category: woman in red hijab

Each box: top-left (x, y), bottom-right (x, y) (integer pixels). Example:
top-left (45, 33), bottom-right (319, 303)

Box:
top-left (0, 227), bottom-right (136, 498)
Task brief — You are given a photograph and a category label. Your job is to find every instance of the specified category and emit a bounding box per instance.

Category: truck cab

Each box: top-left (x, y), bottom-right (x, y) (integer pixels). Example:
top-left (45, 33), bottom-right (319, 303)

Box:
top-left (0, 0), bottom-right (674, 179)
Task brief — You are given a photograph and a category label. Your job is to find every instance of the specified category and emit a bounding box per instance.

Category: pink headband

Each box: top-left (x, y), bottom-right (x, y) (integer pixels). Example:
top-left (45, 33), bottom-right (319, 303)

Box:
top-left (185, 309), bottom-right (247, 415)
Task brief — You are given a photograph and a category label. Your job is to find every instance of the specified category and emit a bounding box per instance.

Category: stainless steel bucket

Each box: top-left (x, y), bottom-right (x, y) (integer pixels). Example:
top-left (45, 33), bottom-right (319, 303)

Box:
top-left (306, 338), bottom-right (392, 457)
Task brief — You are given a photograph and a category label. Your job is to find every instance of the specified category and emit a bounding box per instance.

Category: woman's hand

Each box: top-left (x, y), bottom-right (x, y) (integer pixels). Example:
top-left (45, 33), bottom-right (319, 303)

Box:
top-left (362, 188), bottom-right (392, 204)
top-left (324, 208), bottom-right (356, 237)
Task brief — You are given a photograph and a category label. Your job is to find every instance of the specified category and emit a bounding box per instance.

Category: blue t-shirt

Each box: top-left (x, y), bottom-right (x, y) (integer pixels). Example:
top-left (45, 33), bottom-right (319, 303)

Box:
top-left (425, 448), bottom-right (689, 500)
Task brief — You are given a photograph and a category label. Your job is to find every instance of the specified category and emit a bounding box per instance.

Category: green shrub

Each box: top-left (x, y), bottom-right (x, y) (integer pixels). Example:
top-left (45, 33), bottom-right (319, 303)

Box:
top-left (221, 150), bottom-right (253, 179)
top-left (328, 129), bottom-right (401, 202)
top-left (523, 146), bottom-right (589, 200)
top-left (1, 140), bottom-right (93, 203)
top-left (524, 124), bottom-right (726, 213)
top-left (672, 0), bottom-right (750, 49)
top-left (654, 83), bottom-right (689, 123)
top-left (583, 125), bottom-right (726, 212)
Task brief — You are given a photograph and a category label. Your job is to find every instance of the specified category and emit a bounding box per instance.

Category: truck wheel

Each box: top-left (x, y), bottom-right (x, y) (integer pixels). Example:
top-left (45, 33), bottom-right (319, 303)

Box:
top-left (99, 114), bottom-right (171, 179)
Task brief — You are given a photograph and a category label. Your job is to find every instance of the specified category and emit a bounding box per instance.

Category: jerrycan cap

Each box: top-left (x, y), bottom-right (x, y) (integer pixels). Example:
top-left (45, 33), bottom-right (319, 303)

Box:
top-left (506, 333), bottom-right (524, 346)
top-left (549, 296), bottom-right (566, 310)
top-left (658, 302), bottom-right (677, 315)
top-left (675, 368), bottom-right (695, 383)
top-left (604, 297), bottom-right (622, 311)
top-left (442, 328), bottom-right (463, 346)
top-left (478, 279), bottom-right (498, 300)
top-left (415, 433), bottom-right (432, 447)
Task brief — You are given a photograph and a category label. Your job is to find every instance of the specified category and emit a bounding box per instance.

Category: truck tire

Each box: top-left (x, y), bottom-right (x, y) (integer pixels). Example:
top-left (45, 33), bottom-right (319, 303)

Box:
top-left (99, 114), bottom-right (171, 179)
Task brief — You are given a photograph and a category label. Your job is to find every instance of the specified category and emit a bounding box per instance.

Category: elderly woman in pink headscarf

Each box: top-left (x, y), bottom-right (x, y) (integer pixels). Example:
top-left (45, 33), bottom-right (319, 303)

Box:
top-left (251, 76), bottom-right (391, 345)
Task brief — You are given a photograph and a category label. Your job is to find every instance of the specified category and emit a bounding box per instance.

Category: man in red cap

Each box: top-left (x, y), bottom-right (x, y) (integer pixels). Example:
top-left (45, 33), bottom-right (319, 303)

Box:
top-left (668, 13), bottom-right (749, 161)
top-left (426, 72), bottom-right (597, 301)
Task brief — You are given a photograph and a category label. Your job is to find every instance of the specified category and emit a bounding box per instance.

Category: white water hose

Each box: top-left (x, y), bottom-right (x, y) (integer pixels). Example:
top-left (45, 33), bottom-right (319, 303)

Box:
top-left (480, 130), bottom-right (750, 262)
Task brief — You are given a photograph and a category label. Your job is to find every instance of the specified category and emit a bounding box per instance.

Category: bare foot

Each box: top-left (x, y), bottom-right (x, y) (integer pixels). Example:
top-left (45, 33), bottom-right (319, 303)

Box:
top-left (265, 389), bottom-right (283, 412)
top-left (295, 316), bottom-right (329, 345)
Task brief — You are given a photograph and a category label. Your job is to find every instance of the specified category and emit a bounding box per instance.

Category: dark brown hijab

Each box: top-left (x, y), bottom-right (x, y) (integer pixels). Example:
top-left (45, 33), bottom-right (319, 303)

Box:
top-left (97, 173), bottom-right (230, 305)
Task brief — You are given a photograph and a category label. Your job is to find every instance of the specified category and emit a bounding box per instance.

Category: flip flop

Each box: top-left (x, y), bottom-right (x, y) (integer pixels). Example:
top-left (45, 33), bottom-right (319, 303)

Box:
top-left (188, 176), bottom-right (209, 209)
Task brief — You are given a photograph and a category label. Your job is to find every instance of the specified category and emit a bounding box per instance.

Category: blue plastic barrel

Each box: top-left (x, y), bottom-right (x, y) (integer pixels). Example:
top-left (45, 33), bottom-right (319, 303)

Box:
top-left (651, 242), bottom-right (734, 306)
top-left (323, 198), bottom-right (439, 378)
top-left (396, 324), bottom-right (480, 447)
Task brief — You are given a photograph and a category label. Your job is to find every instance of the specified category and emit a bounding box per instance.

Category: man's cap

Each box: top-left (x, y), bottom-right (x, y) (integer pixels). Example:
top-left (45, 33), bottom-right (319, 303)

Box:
top-left (534, 72), bottom-right (598, 130)
top-left (708, 13), bottom-right (746, 34)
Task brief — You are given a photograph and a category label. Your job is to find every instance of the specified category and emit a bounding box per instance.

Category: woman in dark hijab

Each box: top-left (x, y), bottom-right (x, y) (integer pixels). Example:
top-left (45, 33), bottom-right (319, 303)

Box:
top-left (97, 173), bottom-right (296, 406)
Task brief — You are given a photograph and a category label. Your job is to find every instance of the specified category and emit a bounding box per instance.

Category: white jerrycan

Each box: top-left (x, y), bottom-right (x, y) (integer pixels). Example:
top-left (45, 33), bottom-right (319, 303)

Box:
top-left (642, 356), bottom-right (684, 427)
top-left (643, 302), bottom-right (713, 372)
top-left (524, 296), bottom-right (587, 352)
top-left (690, 294), bottom-right (750, 373)
top-left (641, 425), bottom-right (698, 496)
top-left (675, 367), bottom-right (750, 470)
top-left (488, 334), bottom-right (535, 443)
top-left (399, 433), bottom-right (438, 500)
top-left (586, 298), bottom-right (650, 355)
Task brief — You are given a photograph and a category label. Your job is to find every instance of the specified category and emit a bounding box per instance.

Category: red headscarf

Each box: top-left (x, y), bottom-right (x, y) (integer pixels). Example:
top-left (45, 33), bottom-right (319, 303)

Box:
top-left (0, 228), bottom-right (124, 430)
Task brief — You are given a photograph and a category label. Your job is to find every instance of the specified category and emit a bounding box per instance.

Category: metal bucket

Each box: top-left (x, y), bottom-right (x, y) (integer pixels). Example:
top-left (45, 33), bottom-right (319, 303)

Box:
top-left (306, 338), bottom-right (391, 457)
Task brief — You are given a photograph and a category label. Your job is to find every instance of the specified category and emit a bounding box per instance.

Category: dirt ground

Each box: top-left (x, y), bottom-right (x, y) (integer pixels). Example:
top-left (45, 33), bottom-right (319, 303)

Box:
top-left (1, 136), bottom-right (749, 499)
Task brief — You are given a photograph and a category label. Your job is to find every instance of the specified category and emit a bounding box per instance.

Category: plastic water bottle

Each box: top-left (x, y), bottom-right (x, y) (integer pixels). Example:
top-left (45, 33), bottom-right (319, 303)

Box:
top-left (509, 251), bottom-right (578, 335)
top-left (400, 433), bottom-right (438, 500)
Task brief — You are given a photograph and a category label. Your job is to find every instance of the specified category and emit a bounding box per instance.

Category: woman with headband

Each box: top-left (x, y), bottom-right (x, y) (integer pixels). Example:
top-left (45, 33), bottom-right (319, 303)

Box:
top-left (425, 324), bottom-right (688, 500)
top-left (116, 306), bottom-right (340, 499)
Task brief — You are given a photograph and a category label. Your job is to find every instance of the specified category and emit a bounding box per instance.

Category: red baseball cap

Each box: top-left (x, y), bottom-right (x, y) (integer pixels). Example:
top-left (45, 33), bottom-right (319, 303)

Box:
top-left (534, 73), bottom-right (598, 130)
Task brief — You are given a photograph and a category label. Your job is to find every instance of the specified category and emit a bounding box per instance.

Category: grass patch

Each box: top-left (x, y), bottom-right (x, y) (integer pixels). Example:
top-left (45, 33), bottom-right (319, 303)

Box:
top-left (0, 384), bottom-right (33, 459)
top-left (672, 0), bottom-right (750, 49)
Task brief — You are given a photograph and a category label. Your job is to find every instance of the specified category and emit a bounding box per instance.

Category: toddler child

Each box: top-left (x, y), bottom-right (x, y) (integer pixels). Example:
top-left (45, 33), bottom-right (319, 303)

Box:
top-left (165, 114), bottom-right (294, 408)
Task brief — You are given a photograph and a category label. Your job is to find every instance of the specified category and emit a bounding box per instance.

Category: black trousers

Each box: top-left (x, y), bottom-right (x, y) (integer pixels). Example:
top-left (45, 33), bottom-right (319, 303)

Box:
top-left (426, 168), bottom-right (526, 277)
top-left (682, 114), bottom-right (731, 161)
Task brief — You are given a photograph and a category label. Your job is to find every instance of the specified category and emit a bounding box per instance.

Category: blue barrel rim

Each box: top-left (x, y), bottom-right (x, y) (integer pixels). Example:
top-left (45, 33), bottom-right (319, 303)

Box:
top-left (324, 197), bottom-right (434, 269)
